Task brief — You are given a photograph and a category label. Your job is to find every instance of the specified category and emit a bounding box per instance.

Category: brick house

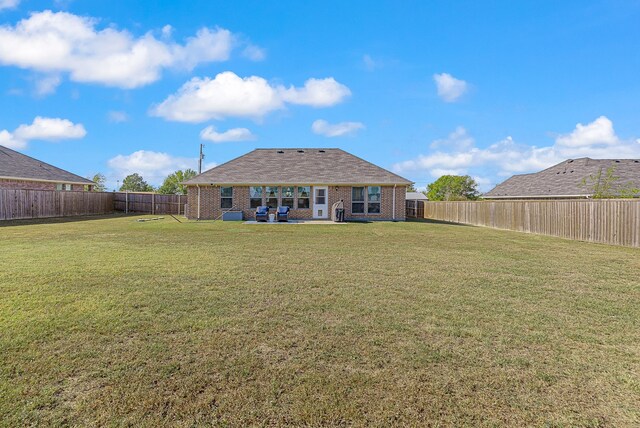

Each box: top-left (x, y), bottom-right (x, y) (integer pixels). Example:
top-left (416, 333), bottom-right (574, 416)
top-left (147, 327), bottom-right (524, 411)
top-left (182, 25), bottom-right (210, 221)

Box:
top-left (484, 158), bottom-right (640, 199)
top-left (183, 148), bottom-right (412, 221)
top-left (0, 144), bottom-right (95, 191)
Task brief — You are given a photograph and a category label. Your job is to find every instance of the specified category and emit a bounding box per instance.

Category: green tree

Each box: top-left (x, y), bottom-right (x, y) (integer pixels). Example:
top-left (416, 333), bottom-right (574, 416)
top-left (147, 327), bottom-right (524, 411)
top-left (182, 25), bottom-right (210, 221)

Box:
top-left (407, 183), bottom-right (417, 192)
top-left (119, 173), bottom-right (154, 192)
top-left (580, 165), bottom-right (640, 198)
top-left (90, 173), bottom-right (107, 192)
top-left (157, 169), bottom-right (197, 195)
top-left (427, 175), bottom-right (479, 201)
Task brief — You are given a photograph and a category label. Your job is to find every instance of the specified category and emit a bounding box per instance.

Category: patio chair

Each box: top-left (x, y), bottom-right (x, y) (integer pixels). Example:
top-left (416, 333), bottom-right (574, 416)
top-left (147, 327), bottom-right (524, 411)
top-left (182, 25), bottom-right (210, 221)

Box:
top-left (277, 206), bottom-right (290, 222)
top-left (255, 206), bottom-right (269, 222)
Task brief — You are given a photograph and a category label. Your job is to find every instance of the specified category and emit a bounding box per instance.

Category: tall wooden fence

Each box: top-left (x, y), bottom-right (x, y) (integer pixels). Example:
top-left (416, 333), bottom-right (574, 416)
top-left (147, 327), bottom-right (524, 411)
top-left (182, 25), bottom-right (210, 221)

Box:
top-left (113, 192), bottom-right (187, 215)
top-left (0, 189), bottom-right (114, 221)
top-left (422, 200), bottom-right (640, 248)
top-left (406, 200), bottom-right (425, 219)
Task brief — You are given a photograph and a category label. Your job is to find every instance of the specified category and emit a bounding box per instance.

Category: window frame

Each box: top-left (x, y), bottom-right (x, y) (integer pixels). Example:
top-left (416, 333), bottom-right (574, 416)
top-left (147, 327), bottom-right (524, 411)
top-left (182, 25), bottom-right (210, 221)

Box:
top-left (249, 186), bottom-right (263, 208)
top-left (351, 186), bottom-right (382, 215)
top-left (281, 186), bottom-right (294, 208)
top-left (220, 186), bottom-right (233, 209)
top-left (265, 186), bottom-right (279, 209)
top-left (297, 186), bottom-right (310, 209)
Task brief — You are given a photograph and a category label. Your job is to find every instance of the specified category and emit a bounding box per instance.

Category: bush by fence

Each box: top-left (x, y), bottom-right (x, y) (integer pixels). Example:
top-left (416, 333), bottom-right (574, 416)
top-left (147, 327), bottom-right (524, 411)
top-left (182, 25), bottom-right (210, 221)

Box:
top-left (421, 199), bottom-right (640, 248)
top-left (0, 189), bottom-right (114, 221)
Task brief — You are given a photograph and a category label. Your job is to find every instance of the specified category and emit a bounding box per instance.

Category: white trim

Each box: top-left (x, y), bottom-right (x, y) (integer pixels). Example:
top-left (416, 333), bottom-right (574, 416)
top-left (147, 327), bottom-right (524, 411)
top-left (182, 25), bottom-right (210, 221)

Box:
top-left (197, 185), bottom-right (201, 220)
top-left (392, 184), bottom-right (396, 220)
top-left (313, 186), bottom-right (328, 219)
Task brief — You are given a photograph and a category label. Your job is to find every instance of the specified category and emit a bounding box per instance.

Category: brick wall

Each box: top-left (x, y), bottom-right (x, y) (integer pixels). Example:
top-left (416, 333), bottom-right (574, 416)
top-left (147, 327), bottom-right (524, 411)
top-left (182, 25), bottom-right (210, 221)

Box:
top-left (187, 185), bottom-right (406, 221)
top-left (0, 179), bottom-right (92, 191)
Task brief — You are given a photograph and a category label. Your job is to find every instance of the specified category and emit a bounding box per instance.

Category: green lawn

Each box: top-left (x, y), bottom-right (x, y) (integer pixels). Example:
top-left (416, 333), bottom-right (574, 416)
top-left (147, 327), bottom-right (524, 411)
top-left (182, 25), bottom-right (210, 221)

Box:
top-left (1, 216), bottom-right (639, 427)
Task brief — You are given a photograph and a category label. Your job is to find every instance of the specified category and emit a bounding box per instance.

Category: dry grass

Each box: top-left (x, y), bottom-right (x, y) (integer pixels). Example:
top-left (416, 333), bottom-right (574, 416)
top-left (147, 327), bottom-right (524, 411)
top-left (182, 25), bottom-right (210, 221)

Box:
top-left (1, 215), bottom-right (639, 427)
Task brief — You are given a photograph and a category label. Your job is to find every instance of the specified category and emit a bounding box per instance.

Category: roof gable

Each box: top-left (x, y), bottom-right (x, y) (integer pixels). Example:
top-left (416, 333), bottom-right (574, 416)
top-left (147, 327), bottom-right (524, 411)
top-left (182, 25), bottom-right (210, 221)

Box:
top-left (485, 158), bottom-right (640, 198)
top-left (0, 145), bottom-right (94, 185)
top-left (184, 148), bottom-right (412, 185)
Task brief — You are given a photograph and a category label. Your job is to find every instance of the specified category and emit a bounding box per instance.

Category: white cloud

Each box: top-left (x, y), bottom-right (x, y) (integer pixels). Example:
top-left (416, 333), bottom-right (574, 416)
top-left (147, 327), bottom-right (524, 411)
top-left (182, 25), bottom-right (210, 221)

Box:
top-left (0, 11), bottom-right (260, 88)
top-left (280, 77), bottom-right (351, 107)
top-left (433, 73), bottom-right (468, 102)
top-left (108, 110), bottom-right (129, 123)
top-left (363, 54), bottom-right (377, 71)
top-left (556, 116), bottom-right (618, 147)
top-left (107, 150), bottom-right (199, 184)
top-left (0, 129), bottom-right (24, 149)
top-left (151, 71), bottom-right (351, 123)
top-left (430, 126), bottom-right (474, 151)
top-left (242, 44), bottom-right (266, 61)
top-left (0, 116), bottom-right (86, 149)
top-left (200, 125), bottom-right (256, 143)
top-left (393, 116), bottom-right (640, 190)
top-left (311, 119), bottom-right (364, 137)
top-left (34, 75), bottom-right (61, 96)
top-left (0, 0), bottom-right (19, 11)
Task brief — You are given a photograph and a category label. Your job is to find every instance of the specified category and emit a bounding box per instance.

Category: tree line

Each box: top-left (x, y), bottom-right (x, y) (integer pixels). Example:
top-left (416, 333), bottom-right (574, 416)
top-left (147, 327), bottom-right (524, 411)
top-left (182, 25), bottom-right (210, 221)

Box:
top-left (88, 169), bottom-right (197, 195)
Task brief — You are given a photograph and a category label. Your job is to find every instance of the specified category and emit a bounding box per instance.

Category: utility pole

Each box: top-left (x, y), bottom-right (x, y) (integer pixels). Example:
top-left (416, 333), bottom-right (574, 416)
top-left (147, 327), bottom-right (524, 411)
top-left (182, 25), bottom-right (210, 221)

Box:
top-left (198, 143), bottom-right (205, 174)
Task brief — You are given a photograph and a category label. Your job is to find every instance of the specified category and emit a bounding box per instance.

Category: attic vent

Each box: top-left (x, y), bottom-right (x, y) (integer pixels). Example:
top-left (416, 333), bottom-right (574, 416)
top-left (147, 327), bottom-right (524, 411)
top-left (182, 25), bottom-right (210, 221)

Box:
top-left (318, 150), bottom-right (326, 153)
top-left (277, 150), bottom-right (284, 154)
top-left (297, 150), bottom-right (304, 153)
top-left (567, 159), bottom-right (574, 163)
top-left (615, 160), bottom-right (620, 163)
top-left (635, 160), bottom-right (639, 163)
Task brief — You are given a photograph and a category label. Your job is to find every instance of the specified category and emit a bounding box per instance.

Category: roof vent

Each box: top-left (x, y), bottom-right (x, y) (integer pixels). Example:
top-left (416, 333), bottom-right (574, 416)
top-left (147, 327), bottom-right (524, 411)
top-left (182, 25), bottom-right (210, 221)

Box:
top-left (634, 160), bottom-right (639, 163)
top-left (615, 160), bottom-right (620, 163)
top-left (318, 150), bottom-right (326, 153)
top-left (568, 159), bottom-right (574, 163)
top-left (277, 150), bottom-right (284, 154)
top-left (297, 150), bottom-right (304, 153)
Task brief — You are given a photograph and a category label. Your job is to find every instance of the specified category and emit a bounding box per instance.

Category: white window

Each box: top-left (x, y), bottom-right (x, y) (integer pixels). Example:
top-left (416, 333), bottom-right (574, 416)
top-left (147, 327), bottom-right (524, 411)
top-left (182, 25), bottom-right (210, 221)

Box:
top-left (265, 186), bottom-right (279, 208)
top-left (220, 187), bottom-right (233, 209)
top-left (249, 186), bottom-right (263, 208)
top-left (352, 186), bottom-right (381, 214)
top-left (282, 186), bottom-right (294, 208)
top-left (297, 186), bottom-right (310, 208)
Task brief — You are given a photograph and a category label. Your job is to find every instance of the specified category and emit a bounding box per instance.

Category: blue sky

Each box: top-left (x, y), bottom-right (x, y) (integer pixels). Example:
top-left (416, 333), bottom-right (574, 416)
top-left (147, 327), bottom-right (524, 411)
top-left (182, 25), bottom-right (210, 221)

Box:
top-left (1, 0), bottom-right (639, 191)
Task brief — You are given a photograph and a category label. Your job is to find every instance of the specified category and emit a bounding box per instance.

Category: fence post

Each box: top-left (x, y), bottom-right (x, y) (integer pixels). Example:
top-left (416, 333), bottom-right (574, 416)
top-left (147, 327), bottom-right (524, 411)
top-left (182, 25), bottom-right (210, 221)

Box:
top-left (125, 191), bottom-right (128, 214)
top-left (152, 192), bottom-right (155, 215)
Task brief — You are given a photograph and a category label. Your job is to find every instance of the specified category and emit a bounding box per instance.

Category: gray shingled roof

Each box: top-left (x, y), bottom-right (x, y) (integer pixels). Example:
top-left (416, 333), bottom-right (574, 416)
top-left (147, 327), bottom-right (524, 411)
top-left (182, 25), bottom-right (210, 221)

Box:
top-left (0, 145), bottom-right (94, 185)
top-left (406, 191), bottom-right (428, 200)
top-left (184, 148), bottom-right (412, 185)
top-left (484, 157), bottom-right (640, 198)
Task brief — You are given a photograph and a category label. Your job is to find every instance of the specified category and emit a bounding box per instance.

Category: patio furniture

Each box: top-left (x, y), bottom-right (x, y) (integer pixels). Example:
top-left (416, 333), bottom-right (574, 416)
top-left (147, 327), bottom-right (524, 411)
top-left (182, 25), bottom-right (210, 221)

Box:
top-left (255, 206), bottom-right (269, 222)
top-left (277, 206), bottom-right (290, 222)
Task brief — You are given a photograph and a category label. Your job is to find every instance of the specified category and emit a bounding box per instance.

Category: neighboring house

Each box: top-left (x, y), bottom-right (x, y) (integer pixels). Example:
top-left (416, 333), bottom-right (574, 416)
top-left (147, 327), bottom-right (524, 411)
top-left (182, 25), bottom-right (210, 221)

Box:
top-left (183, 148), bottom-right (412, 221)
top-left (484, 157), bottom-right (640, 199)
top-left (0, 144), bottom-right (95, 191)
top-left (406, 191), bottom-right (428, 202)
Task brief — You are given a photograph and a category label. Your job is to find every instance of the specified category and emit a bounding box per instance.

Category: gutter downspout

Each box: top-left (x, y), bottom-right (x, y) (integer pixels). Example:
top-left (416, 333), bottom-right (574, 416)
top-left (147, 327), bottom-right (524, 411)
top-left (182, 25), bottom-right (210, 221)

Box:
top-left (392, 184), bottom-right (396, 221)
top-left (197, 185), bottom-right (201, 220)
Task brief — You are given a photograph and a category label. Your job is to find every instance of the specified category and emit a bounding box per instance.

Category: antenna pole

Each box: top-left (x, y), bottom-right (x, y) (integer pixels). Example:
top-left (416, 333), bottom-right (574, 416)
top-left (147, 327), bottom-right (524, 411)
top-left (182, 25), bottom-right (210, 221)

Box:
top-left (198, 143), bottom-right (205, 174)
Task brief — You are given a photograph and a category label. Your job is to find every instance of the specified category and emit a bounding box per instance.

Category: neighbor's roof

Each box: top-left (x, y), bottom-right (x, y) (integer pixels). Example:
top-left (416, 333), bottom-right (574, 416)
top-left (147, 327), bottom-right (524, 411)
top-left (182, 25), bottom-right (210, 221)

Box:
top-left (406, 191), bottom-right (428, 200)
top-left (184, 148), bottom-right (412, 185)
top-left (484, 157), bottom-right (640, 198)
top-left (0, 144), bottom-right (94, 185)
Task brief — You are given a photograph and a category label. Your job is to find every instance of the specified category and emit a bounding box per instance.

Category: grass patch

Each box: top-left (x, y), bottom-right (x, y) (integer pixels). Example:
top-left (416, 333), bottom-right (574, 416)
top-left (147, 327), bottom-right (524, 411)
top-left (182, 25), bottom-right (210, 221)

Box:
top-left (1, 216), bottom-right (639, 426)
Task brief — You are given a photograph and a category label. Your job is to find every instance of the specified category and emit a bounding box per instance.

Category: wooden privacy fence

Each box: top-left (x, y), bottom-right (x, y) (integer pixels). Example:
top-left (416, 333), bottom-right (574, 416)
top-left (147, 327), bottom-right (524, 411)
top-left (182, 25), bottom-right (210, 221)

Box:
top-left (406, 200), bottom-right (425, 218)
top-left (0, 189), bottom-right (114, 221)
top-left (113, 192), bottom-right (187, 215)
top-left (422, 200), bottom-right (640, 248)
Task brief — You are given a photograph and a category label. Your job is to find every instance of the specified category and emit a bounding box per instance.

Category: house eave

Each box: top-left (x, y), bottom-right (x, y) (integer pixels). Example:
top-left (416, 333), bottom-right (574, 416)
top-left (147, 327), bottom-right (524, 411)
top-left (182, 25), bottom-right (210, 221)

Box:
top-left (0, 175), bottom-right (94, 186)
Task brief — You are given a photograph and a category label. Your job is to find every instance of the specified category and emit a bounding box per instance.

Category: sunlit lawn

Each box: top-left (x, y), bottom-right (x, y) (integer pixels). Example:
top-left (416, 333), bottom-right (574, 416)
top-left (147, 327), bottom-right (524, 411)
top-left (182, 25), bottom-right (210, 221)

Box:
top-left (1, 215), bottom-right (639, 426)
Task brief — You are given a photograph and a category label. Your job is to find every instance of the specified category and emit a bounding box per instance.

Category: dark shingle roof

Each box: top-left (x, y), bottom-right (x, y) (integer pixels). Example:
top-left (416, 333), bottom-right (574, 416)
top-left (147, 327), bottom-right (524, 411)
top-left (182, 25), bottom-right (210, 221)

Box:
top-left (184, 148), bottom-right (412, 185)
top-left (484, 158), bottom-right (640, 198)
top-left (0, 145), bottom-right (94, 185)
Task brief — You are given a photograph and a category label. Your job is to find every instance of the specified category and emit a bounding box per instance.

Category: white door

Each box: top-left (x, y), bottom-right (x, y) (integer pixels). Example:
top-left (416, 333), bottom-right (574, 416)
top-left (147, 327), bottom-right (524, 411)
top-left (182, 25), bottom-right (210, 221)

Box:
top-left (313, 186), bottom-right (328, 219)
